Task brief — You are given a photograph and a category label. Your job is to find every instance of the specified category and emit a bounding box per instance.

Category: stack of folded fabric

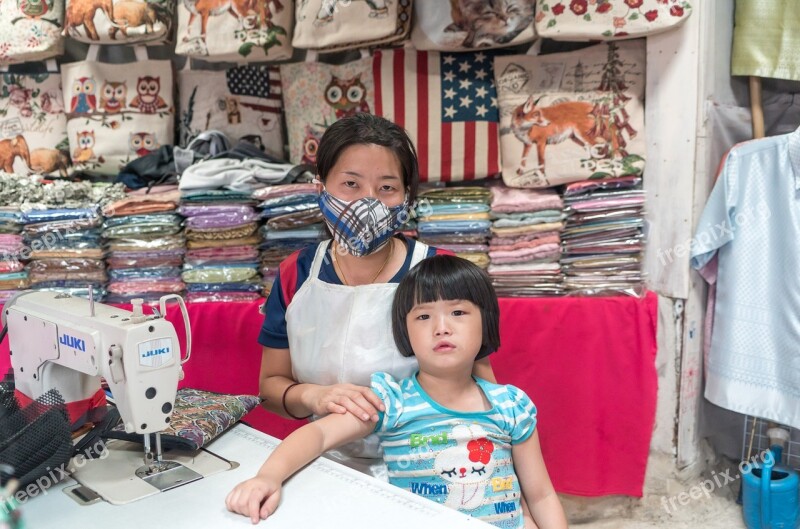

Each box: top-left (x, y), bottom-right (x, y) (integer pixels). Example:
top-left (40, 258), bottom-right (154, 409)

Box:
top-left (255, 183), bottom-right (325, 296)
top-left (180, 190), bottom-right (262, 302)
top-left (560, 175), bottom-right (646, 294)
top-left (416, 187), bottom-right (493, 269)
top-left (487, 185), bottom-right (565, 297)
top-left (22, 208), bottom-right (108, 299)
top-left (102, 186), bottom-right (186, 303)
top-left (0, 210), bottom-right (28, 302)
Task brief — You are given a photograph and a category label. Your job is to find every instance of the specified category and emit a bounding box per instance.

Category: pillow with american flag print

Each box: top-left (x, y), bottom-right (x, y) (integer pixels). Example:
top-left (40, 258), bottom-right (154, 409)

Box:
top-left (178, 65), bottom-right (285, 161)
top-left (373, 48), bottom-right (503, 183)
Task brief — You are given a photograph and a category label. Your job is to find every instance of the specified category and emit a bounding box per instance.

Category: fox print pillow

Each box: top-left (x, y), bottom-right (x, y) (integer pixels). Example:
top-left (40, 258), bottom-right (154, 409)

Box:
top-left (63, 0), bottom-right (172, 44)
top-left (494, 40), bottom-right (646, 188)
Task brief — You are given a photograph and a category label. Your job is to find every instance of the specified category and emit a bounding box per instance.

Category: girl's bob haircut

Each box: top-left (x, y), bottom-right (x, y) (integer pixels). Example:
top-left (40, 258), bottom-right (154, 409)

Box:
top-left (391, 255), bottom-right (500, 360)
top-left (315, 113), bottom-right (420, 204)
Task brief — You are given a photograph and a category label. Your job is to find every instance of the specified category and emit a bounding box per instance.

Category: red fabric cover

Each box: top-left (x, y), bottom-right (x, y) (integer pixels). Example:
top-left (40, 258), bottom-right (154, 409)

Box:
top-left (0, 293), bottom-right (657, 497)
top-left (14, 387), bottom-right (107, 429)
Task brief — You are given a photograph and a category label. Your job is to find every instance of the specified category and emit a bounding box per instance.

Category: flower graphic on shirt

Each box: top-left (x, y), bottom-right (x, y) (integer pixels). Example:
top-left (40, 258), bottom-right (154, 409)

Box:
top-left (434, 424), bottom-right (497, 511)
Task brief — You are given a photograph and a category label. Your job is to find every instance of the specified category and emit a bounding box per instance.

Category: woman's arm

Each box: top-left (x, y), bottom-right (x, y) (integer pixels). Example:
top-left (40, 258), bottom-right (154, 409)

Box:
top-left (512, 431), bottom-right (569, 529)
top-left (226, 412), bottom-right (375, 523)
top-left (473, 356), bottom-right (496, 383)
top-left (259, 346), bottom-right (385, 421)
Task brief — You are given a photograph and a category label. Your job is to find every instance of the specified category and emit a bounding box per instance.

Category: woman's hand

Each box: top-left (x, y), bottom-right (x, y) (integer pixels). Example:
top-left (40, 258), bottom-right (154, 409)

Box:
top-left (225, 476), bottom-right (282, 524)
top-left (303, 383), bottom-right (385, 422)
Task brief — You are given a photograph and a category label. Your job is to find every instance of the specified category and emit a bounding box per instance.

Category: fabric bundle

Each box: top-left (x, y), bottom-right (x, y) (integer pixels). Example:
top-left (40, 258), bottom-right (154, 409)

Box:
top-left (0, 211), bottom-right (28, 302)
top-left (180, 191), bottom-right (261, 302)
top-left (488, 185), bottom-right (565, 296)
top-left (416, 186), bottom-right (493, 268)
top-left (255, 183), bottom-right (326, 296)
top-left (560, 175), bottom-right (645, 294)
top-left (103, 186), bottom-right (185, 303)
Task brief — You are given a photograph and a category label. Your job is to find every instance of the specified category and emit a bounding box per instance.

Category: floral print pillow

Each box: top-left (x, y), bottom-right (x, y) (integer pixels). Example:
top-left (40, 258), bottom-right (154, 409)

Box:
top-left (107, 388), bottom-right (261, 450)
top-left (535, 0), bottom-right (691, 41)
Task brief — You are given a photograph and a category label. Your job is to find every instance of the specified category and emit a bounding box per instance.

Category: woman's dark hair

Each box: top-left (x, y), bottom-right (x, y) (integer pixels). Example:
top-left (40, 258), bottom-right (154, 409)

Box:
top-left (392, 255), bottom-right (500, 360)
top-left (315, 114), bottom-right (420, 204)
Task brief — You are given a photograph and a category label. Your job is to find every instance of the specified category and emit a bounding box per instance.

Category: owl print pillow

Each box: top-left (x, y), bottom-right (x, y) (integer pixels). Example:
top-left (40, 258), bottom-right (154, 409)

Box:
top-left (280, 57), bottom-right (373, 165)
top-left (61, 58), bottom-right (174, 176)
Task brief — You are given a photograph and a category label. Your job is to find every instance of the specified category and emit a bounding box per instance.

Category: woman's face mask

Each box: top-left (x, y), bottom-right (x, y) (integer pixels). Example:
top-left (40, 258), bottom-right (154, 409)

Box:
top-left (318, 189), bottom-right (410, 257)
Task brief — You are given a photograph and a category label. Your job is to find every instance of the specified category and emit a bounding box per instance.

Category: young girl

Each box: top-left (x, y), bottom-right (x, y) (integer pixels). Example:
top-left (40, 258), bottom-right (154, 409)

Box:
top-left (227, 255), bottom-right (568, 529)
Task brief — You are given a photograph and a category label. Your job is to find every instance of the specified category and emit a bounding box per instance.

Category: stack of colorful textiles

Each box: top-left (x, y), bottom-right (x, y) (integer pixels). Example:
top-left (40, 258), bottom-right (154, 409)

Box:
top-left (255, 184), bottom-right (326, 296)
top-left (102, 186), bottom-right (185, 303)
top-left (560, 175), bottom-right (645, 294)
top-left (22, 208), bottom-right (107, 300)
top-left (0, 209), bottom-right (28, 302)
top-left (487, 185), bottom-right (565, 296)
top-left (180, 190), bottom-right (262, 302)
top-left (416, 187), bottom-right (492, 268)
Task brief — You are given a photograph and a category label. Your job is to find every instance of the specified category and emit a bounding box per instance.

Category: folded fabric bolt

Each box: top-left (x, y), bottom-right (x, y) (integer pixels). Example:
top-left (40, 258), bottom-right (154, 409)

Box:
top-left (107, 280), bottom-right (186, 294)
top-left (103, 214), bottom-right (182, 229)
top-left (252, 183), bottom-right (318, 201)
top-left (267, 209), bottom-right (323, 230)
top-left (420, 212), bottom-right (492, 222)
top-left (455, 253), bottom-right (490, 268)
top-left (181, 267), bottom-right (258, 283)
top-left (180, 190), bottom-right (255, 203)
top-left (491, 222), bottom-right (565, 237)
top-left (489, 244), bottom-right (562, 262)
top-left (258, 194), bottom-right (319, 209)
top-left (416, 220), bottom-right (492, 234)
top-left (107, 235), bottom-right (187, 252)
top-left (492, 213), bottom-right (566, 228)
top-left (29, 271), bottom-right (108, 283)
top-left (487, 262), bottom-right (562, 275)
top-left (419, 203), bottom-right (491, 216)
top-left (418, 187), bottom-right (492, 201)
top-left (185, 223), bottom-right (258, 241)
top-left (178, 204), bottom-right (255, 217)
top-left (186, 236), bottom-right (261, 249)
top-left (186, 292), bottom-right (263, 303)
top-left (103, 190), bottom-right (182, 217)
top-left (185, 212), bottom-right (259, 230)
top-left (107, 257), bottom-right (185, 269)
top-left (490, 186), bottom-right (564, 213)
top-left (186, 246), bottom-right (260, 262)
top-left (31, 249), bottom-right (105, 259)
top-left (179, 159), bottom-right (295, 192)
top-left (489, 235), bottom-right (562, 252)
top-left (27, 259), bottom-right (106, 273)
top-left (563, 175), bottom-right (642, 197)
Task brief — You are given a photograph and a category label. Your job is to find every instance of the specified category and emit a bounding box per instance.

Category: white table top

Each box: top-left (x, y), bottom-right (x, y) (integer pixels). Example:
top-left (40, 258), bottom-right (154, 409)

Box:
top-left (19, 423), bottom-right (490, 528)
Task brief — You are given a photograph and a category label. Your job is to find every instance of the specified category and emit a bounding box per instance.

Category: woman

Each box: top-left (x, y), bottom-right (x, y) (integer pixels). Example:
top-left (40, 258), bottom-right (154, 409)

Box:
top-left (257, 114), bottom-right (496, 477)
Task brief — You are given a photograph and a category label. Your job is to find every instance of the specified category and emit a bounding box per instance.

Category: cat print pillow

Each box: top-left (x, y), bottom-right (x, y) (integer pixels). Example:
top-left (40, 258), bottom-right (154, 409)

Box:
top-left (494, 40), bottom-right (646, 188)
top-left (179, 66), bottom-right (285, 159)
top-left (280, 57), bottom-right (373, 165)
top-left (175, 0), bottom-right (294, 62)
top-left (61, 59), bottom-right (174, 176)
top-left (0, 73), bottom-right (70, 177)
top-left (411, 0), bottom-right (536, 51)
top-left (0, 0), bottom-right (65, 64)
top-left (63, 0), bottom-right (172, 44)
top-left (292, 0), bottom-right (411, 51)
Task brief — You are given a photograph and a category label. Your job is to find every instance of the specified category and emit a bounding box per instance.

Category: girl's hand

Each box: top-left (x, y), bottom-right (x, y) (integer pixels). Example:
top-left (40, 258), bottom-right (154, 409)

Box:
top-left (304, 383), bottom-right (384, 422)
top-left (225, 476), bottom-right (282, 524)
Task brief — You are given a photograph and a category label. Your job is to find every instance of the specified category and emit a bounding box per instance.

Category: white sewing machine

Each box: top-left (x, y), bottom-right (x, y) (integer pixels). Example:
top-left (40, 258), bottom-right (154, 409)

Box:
top-left (2, 291), bottom-right (230, 505)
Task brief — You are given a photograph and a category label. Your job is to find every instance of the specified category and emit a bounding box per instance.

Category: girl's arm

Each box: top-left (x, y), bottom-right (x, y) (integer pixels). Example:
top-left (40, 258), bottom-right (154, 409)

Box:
top-left (226, 411), bottom-right (375, 523)
top-left (259, 346), bottom-right (384, 421)
top-left (512, 430), bottom-right (569, 529)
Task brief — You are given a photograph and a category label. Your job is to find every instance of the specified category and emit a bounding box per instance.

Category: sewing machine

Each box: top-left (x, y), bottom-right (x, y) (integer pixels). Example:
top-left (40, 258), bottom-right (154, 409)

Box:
top-left (2, 291), bottom-right (230, 505)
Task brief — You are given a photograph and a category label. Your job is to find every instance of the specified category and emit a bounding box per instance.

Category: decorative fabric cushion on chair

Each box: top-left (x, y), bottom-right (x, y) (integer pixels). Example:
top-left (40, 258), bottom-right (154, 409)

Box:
top-left (411, 0), bottom-right (536, 51)
top-left (62, 54), bottom-right (174, 176)
top-left (494, 40), bottom-right (646, 188)
top-left (292, 0), bottom-right (411, 52)
top-left (178, 66), bottom-right (284, 160)
top-left (0, 0), bottom-right (64, 64)
top-left (0, 72), bottom-right (70, 176)
top-left (373, 49), bottom-right (502, 182)
top-left (535, 0), bottom-right (691, 41)
top-left (175, 0), bottom-right (294, 62)
top-left (106, 388), bottom-right (262, 450)
top-left (280, 56), bottom-right (373, 165)
top-left (63, 0), bottom-right (173, 44)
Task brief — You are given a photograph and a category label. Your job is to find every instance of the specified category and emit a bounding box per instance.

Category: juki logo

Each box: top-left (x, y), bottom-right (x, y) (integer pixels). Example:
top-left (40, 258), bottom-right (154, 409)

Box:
top-left (142, 347), bottom-right (170, 358)
top-left (59, 334), bottom-right (86, 352)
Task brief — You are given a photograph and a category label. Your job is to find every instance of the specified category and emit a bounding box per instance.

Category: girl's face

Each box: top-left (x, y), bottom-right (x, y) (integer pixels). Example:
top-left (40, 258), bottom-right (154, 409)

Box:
top-left (321, 144), bottom-right (406, 207)
top-left (406, 299), bottom-right (483, 374)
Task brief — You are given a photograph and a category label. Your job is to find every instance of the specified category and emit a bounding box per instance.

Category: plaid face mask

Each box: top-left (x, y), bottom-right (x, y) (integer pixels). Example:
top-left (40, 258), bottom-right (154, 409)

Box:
top-left (318, 189), bottom-right (410, 257)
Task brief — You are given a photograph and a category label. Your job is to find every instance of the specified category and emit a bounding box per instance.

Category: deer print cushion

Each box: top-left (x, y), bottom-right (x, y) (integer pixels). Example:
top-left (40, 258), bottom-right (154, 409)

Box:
top-left (63, 0), bottom-right (172, 44)
top-left (175, 0), bottom-right (293, 62)
top-left (0, 0), bottom-right (65, 64)
top-left (292, 0), bottom-right (411, 52)
top-left (370, 372), bottom-right (536, 529)
top-left (411, 0), bottom-right (536, 52)
top-left (494, 40), bottom-right (646, 188)
top-left (178, 66), bottom-right (284, 159)
top-left (61, 59), bottom-right (174, 176)
top-left (280, 56), bottom-right (373, 165)
top-left (0, 72), bottom-right (70, 177)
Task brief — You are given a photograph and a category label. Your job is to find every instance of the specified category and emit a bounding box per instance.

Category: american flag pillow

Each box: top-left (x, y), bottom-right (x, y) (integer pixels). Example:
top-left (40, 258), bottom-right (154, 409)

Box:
top-left (373, 49), bottom-right (501, 182)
